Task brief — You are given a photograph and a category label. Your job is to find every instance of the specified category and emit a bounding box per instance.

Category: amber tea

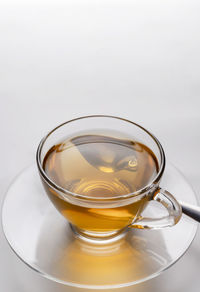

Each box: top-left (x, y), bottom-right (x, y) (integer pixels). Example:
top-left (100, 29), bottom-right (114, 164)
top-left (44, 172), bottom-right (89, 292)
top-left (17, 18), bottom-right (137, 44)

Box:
top-left (42, 132), bottom-right (159, 234)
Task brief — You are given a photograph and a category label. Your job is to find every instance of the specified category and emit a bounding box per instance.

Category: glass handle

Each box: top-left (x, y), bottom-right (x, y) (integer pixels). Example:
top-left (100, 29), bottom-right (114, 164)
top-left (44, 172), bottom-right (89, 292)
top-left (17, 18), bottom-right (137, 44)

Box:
top-left (131, 188), bottom-right (182, 229)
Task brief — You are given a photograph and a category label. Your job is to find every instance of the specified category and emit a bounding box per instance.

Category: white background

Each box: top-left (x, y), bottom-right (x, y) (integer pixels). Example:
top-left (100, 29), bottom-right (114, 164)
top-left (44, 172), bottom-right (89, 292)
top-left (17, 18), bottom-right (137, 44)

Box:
top-left (0, 0), bottom-right (200, 291)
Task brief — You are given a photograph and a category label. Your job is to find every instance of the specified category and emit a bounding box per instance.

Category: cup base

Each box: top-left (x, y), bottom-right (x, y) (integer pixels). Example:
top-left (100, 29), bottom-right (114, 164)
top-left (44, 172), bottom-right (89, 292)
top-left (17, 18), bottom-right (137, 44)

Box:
top-left (69, 224), bottom-right (127, 244)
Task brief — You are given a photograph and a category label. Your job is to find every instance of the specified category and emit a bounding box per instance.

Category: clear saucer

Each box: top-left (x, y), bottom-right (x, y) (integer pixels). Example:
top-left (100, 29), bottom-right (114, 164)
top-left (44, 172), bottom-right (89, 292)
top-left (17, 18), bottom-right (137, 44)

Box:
top-left (2, 163), bottom-right (198, 289)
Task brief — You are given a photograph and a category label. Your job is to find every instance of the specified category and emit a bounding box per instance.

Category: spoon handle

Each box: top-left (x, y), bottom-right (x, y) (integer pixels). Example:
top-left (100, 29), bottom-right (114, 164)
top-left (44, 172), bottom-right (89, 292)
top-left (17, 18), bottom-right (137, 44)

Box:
top-left (180, 201), bottom-right (200, 223)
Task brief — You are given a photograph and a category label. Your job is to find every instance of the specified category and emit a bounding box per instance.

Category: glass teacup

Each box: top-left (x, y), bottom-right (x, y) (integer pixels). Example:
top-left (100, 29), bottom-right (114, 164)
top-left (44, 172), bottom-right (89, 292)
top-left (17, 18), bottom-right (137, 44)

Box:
top-left (36, 115), bottom-right (181, 242)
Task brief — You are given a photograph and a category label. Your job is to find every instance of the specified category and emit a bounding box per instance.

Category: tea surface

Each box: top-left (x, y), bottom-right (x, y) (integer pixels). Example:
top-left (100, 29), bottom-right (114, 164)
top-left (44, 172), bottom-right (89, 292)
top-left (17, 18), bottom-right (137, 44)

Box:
top-left (43, 134), bottom-right (159, 198)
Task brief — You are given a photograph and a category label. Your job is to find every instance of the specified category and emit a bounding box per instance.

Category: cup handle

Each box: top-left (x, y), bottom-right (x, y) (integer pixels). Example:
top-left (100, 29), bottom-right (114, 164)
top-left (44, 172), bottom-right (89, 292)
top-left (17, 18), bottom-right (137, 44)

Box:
top-left (130, 188), bottom-right (182, 229)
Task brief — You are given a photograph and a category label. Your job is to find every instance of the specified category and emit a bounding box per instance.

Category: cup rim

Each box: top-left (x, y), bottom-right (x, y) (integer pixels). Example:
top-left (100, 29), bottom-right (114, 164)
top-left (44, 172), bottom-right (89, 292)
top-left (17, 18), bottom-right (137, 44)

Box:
top-left (36, 115), bottom-right (165, 201)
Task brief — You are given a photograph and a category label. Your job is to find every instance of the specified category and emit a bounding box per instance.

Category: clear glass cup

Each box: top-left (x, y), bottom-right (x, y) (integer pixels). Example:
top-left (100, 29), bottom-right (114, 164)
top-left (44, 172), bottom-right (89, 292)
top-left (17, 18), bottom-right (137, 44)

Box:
top-left (36, 115), bottom-right (182, 242)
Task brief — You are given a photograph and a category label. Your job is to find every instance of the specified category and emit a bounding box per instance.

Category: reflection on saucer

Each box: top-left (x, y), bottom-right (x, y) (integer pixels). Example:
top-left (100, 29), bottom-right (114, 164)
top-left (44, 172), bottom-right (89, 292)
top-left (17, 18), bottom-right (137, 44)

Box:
top-left (37, 222), bottom-right (171, 287)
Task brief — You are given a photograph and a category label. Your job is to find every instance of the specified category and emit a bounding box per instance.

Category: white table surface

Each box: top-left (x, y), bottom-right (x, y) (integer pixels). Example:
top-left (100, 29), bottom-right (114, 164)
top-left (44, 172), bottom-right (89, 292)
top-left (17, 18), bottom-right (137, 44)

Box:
top-left (0, 0), bottom-right (200, 291)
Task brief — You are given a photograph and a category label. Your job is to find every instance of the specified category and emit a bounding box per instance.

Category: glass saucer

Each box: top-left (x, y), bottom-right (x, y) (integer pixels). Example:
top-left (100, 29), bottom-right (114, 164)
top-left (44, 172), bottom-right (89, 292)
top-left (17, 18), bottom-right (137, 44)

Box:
top-left (2, 163), bottom-right (198, 289)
